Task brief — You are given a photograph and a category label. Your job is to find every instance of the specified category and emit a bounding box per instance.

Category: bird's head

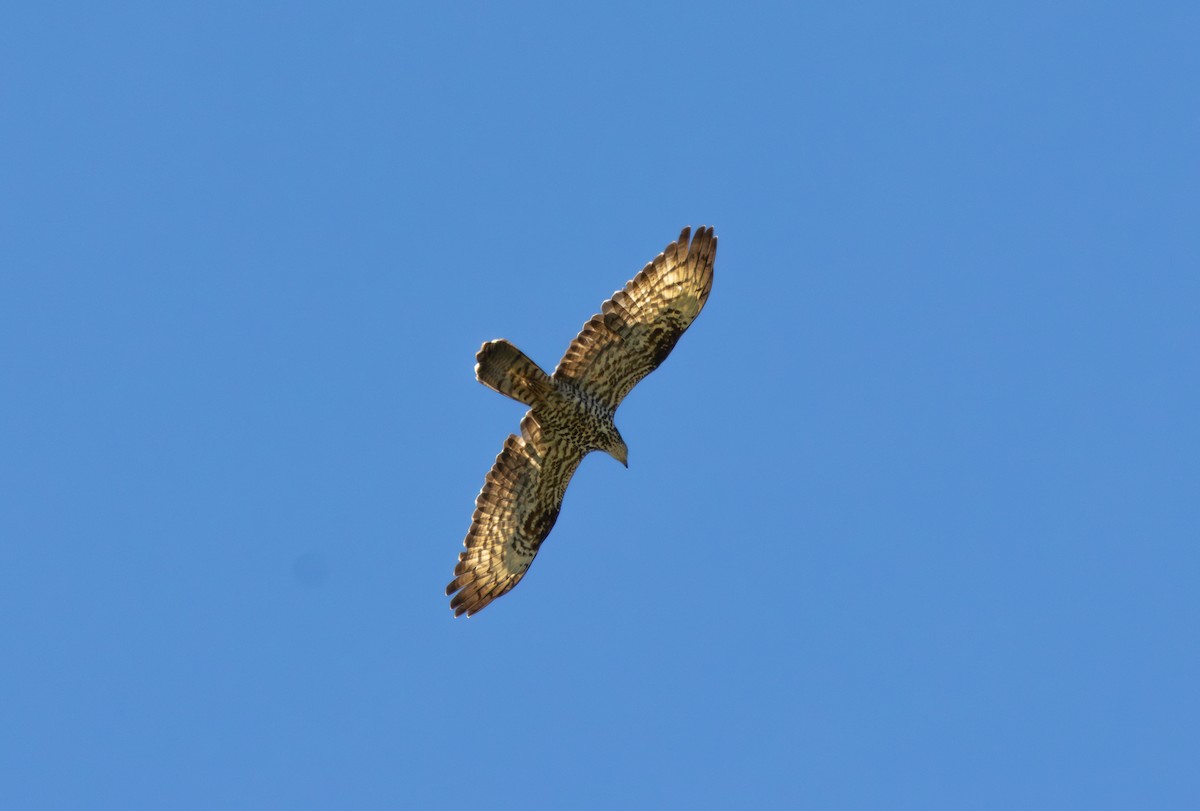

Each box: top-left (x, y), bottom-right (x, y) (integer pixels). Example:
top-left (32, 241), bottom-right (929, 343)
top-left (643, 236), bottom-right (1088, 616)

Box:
top-left (602, 425), bottom-right (628, 468)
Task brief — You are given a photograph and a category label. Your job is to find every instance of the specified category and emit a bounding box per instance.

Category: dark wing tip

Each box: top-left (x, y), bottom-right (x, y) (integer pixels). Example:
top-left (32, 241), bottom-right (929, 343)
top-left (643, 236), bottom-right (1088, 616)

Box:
top-left (448, 582), bottom-right (490, 618)
top-left (448, 586), bottom-right (472, 616)
top-left (675, 225), bottom-right (717, 267)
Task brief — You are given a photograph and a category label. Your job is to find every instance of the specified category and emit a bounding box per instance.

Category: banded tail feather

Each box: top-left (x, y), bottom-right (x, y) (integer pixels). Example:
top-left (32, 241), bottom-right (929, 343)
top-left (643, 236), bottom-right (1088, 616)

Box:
top-left (475, 339), bottom-right (552, 406)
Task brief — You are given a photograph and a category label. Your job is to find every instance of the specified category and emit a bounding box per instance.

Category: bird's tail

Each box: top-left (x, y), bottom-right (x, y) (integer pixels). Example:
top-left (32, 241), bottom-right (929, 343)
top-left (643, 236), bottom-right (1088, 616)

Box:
top-left (475, 340), bottom-right (553, 406)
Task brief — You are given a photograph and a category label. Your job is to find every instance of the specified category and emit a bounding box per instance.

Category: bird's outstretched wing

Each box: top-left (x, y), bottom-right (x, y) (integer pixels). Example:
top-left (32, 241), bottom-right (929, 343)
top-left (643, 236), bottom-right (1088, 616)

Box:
top-left (553, 226), bottom-right (716, 411)
top-left (446, 414), bottom-right (584, 617)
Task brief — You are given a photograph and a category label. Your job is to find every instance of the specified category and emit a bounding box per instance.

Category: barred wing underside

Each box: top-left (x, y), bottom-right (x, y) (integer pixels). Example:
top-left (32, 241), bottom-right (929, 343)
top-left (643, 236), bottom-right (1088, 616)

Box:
top-left (553, 226), bottom-right (716, 411)
top-left (446, 414), bottom-right (584, 617)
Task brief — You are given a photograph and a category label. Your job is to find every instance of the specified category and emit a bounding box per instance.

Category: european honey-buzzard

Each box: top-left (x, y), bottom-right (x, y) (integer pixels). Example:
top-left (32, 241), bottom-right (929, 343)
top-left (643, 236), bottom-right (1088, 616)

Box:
top-left (446, 226), bottom-right (716, 616)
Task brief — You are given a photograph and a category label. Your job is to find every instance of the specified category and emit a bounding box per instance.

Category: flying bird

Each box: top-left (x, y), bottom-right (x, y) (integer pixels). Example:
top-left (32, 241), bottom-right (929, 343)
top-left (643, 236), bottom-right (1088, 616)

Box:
top-left (446, 226), bottom-right (717, 617)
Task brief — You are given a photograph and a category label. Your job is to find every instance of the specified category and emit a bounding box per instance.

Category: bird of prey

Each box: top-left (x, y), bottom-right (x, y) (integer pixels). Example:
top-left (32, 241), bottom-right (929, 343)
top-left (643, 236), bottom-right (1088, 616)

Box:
top-left (446, 226), bottom-right (717, 617)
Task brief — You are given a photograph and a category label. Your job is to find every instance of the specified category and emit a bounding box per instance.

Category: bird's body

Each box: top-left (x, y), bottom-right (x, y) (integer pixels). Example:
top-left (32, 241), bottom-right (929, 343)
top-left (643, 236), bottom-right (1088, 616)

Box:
top-left (447, 226), bottom-right (716, 616)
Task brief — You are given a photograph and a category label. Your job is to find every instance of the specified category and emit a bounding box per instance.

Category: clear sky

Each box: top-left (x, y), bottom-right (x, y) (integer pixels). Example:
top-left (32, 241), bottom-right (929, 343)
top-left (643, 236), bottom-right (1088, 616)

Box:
top-left (3, 2), bottom-right (1198, 808)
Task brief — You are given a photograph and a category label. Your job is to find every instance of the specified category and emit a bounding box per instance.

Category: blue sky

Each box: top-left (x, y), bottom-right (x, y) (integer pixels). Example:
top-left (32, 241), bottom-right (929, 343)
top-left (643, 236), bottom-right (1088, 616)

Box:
top-left (3, 1), bottom-right (1198, 808)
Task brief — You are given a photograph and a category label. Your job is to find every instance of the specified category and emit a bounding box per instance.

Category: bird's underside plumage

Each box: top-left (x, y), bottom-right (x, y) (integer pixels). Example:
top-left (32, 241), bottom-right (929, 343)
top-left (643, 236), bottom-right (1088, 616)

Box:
top-left (446, 226), bottom-right (716, 617)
